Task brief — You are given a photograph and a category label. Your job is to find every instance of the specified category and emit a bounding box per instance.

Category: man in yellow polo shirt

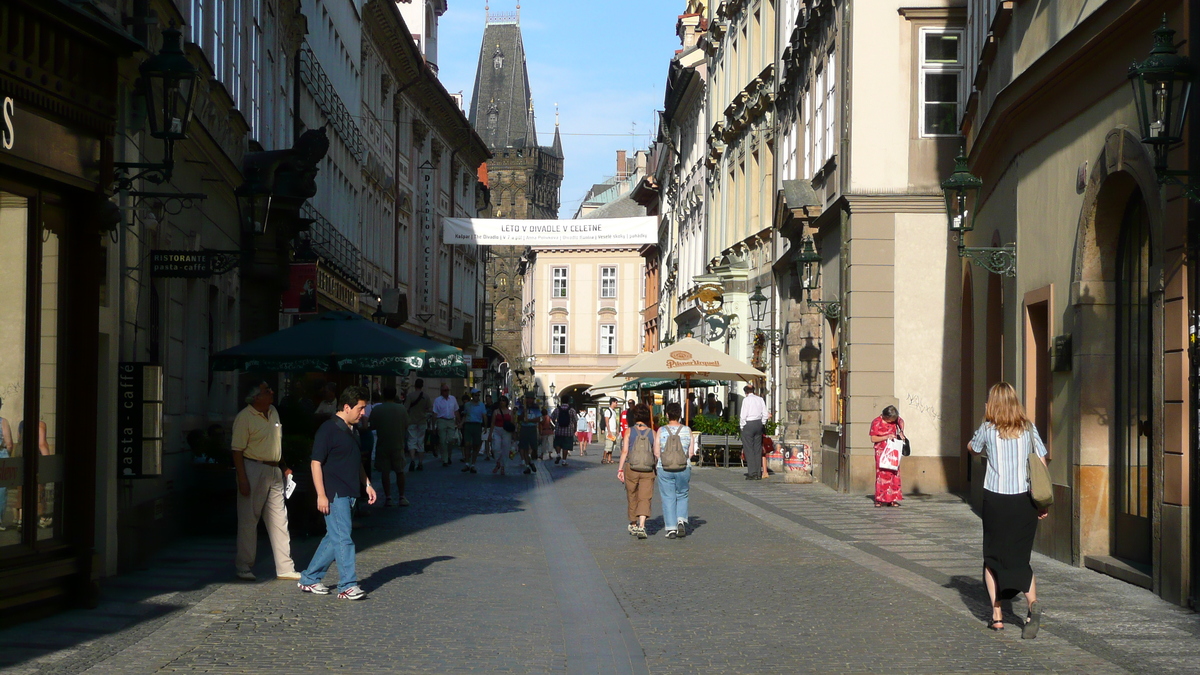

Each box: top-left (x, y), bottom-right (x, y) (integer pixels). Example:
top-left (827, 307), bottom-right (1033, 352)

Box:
top-left (232, 382), bottom-right (299, 581)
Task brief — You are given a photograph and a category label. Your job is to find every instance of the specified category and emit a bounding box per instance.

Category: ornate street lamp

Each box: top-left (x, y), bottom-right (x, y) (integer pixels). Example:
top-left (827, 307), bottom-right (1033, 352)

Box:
top-left (660, 334), bottom-right (676, 347)
top-left (748, 285), bottom-right (768, 326)
top-left (941, 153), bottom-right (1017, 277)
top-left (371, 298), bottom-right (387, 324)
top-left (549, 382), bottom-right (557, 405)
top-left (1129, 15), bottom-right (1199, 200)
top-left (793, 237), bottom-right (841, 319)
top-left (235, 176), bottom-right (272, 236)
top-left (114, 25), bottom-right (199, 191)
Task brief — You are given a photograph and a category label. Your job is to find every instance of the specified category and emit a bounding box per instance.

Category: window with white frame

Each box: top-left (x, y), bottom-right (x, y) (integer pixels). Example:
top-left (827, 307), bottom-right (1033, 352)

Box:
top-left (920, 29), bottom-right (965, 137)
top-left (192, 0), bottom-right (205, 46)
top-left (600, 266), bottom-right (617, 298)
top-left (231, 0), bottom-right (242, 108)
top-left (824, 50), bottom-right (836, 161)
top-left (803, 87), bottom-right (811, 178)
top-left (211, 0), bottom-right (224, 79)
top-left (552, 267), bottom-right (568, 298)
top-left (599, 324), bottom-right (616, 355)
top-left (551, 324), bottom-right (568, 354)
top-left (814, 69), bottom-right (825, 169)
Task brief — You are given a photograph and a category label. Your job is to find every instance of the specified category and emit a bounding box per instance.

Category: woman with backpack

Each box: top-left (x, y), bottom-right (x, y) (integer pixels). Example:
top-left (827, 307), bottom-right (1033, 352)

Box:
top-left (617, 403), bottom-right (657, 539)
top-left (657, 402), bottom-right (693, 539)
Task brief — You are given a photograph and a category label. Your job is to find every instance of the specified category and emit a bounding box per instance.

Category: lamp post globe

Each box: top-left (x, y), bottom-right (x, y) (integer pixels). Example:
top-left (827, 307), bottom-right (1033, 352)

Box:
top-left (140, 25), bottom-right (199, 142)
top-left (1128, 15), bottom-right (1196, 171)
top-left (941, 153), bottom-right (984, 235)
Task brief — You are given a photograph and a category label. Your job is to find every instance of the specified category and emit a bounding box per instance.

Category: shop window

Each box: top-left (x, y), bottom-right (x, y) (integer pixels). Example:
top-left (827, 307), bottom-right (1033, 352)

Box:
top-left (0, 192), bottom-right (27, 548)
top-left (36, 207), bottom-right (62, 542)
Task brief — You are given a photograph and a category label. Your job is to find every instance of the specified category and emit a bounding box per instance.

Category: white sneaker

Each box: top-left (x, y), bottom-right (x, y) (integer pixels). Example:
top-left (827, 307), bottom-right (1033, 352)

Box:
top-left (235, 570), bottom-right (256, 581)
top-left (338, 586), bottom-right (367, 600)
top-left (276, 571), bottom-right (301, 580)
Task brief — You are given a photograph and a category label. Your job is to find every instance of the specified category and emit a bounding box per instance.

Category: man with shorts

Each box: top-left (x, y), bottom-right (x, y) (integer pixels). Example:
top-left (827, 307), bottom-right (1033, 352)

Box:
top-left (515, 392), bottom-right (545, 475)
top-left (405, 379), bottom-right (432, 471)
top-left (550, 398), bottom-right (578, 467)
top-left (371, 387), bottom-right (409, 506)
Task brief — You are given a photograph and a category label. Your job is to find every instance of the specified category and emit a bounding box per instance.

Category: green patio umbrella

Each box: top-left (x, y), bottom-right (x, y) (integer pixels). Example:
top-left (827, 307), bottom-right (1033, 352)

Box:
top-left (212, 311), bottom-right (465, 376)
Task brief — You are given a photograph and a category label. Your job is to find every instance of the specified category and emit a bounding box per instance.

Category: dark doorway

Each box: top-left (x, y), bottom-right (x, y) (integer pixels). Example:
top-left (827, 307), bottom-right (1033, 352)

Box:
top-left (1113, 193), bottom-right (1153, 566)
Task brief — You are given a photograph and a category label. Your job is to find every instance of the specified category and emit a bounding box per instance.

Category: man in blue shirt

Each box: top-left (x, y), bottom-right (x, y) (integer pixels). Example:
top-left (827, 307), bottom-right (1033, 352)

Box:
top-left (298, 385), bottom-right (377, 600)
top-left (460, 389), bottom-right (488, 474)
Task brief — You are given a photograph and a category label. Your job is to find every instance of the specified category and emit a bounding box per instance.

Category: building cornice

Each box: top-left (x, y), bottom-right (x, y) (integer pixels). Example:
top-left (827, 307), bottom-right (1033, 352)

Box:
top-left (843, 193), bottom-right (944, 214)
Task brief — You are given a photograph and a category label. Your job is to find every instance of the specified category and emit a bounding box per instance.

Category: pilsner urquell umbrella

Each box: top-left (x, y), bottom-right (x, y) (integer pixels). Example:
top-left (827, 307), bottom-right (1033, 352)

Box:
top-left (615, 337), bottom-right (766, 425)
top-left (212, 310), bottom-right (466, 376)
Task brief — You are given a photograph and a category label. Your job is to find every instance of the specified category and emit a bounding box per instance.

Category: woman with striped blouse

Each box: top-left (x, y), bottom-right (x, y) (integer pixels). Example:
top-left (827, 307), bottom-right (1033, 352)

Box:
top-left (968, 382), bottom-right (1050, 638)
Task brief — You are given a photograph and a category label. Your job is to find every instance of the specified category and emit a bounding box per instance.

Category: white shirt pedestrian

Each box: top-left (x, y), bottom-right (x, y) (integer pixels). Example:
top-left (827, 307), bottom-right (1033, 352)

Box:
top-left (740, 392), bottom-right (768, 428)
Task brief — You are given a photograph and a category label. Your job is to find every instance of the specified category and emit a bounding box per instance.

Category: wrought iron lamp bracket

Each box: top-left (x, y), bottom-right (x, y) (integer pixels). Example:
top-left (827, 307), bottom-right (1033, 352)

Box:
top-left (957, 241), bottom-right (1017, 277)
top-left (114, 157), bottom-right (175, 193)
top-left (127, 190), bottom-right (207, 215)
top-left (806, 299), bottom-right (841, 320)
top-left (1157, 170), bottom-right (1200, 203)
top-left (755, 328), bottom-right (785, 356)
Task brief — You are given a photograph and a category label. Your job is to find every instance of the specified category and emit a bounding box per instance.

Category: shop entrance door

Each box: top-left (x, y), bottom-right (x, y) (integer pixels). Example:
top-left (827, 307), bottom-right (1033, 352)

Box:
top-left (1113, 194), bottom-right (1153, 566)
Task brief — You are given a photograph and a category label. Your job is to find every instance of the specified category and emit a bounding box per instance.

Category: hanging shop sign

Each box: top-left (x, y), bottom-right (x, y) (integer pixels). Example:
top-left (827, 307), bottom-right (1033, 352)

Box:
top-left (151, 250), bottom-right (241, 278)
top-left (282, 263), bottom-right (319, 314)
top-left (443, 216), bottom-right (658, 246)
top-left (0, 96), bottom-right (102, 185)
top-left (117, 362), bottom-right (164, 477)
top-left (421, 167), bottom-right (435, 313)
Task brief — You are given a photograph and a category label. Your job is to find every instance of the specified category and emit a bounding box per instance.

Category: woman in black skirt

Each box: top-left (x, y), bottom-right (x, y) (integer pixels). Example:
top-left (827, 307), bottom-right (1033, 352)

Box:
top-left (968, 382), bottom-right (1050, 638)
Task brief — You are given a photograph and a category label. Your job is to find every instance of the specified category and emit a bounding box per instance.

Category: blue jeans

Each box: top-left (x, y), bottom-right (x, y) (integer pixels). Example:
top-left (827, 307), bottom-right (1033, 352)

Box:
top-left (658, 464), bottom-right (691, 528)
top-left (301, 496), bottom-right (357, 592)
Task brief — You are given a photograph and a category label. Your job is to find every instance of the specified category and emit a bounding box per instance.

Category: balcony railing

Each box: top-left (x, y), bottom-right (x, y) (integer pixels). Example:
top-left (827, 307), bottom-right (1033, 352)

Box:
top-left (299, 43), bottom-right (365, 161)
top-left (298, 202), bottom-right (365, 291)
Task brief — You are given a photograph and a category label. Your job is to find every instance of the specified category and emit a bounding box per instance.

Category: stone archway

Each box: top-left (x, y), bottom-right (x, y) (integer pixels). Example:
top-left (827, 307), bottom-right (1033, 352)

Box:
top-left (1070, 126), bottom-right (1164, 569)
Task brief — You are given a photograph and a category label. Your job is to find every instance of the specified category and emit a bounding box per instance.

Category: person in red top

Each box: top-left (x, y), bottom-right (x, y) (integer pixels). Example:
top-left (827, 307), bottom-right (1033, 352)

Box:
top-left (620, 399), bottom-right (633, 437)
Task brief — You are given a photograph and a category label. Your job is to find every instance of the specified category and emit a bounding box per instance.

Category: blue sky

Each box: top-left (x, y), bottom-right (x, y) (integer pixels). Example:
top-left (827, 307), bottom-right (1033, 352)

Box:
top-left (435, 1), bottom-right (687, 217)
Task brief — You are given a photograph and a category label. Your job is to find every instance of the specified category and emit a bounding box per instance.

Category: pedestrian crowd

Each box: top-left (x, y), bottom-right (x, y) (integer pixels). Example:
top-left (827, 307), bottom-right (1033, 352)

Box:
top-left (226, 375), bottom-right (1051, 638)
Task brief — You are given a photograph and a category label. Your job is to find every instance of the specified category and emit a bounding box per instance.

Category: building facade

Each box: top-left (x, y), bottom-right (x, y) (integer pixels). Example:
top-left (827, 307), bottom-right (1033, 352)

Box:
top-left (1, 0), bottom-right (487, 619)
top-left (961, 0), bottom-right (1194, 606)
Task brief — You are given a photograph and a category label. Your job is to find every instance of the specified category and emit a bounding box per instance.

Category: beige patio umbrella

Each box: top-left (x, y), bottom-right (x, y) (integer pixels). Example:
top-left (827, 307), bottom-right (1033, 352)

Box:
top-left (615, 337), bottom-right (766, 425)
top-left (585, 351), bottom-right (654, 396)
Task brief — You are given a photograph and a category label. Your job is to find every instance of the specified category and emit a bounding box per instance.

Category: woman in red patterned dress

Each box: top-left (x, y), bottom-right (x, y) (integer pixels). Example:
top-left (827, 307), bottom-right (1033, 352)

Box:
top-left (869, 406), bottom-right (906, 507)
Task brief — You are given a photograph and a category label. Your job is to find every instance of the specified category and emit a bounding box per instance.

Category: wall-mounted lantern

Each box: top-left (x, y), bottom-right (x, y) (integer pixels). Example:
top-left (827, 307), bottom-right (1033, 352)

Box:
top-left (941, 154), bottom-right (1017, 277)
top-left (114, 26), bottom-right (198, 191)
top-left (793, 237), bottom-right (841, 318)
top-left (1128, 15), bottom-right (1199, 200)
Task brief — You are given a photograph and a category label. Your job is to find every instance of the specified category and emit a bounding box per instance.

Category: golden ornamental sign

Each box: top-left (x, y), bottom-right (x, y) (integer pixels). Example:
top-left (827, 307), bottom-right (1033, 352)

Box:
top-left (694, 283), bottom-right (725, 315)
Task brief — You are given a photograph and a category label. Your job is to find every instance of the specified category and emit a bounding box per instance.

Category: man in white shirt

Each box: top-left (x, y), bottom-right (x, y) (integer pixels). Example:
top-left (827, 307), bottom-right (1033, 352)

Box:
top-left (739, 384), bottom-right (769, 480)
top-left (432, 384), bottom-right (461, 467)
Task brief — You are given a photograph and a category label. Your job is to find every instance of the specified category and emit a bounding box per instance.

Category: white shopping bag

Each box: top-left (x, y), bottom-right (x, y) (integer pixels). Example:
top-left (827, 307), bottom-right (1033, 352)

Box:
top-left (879, 439), bottom-right (903, 472)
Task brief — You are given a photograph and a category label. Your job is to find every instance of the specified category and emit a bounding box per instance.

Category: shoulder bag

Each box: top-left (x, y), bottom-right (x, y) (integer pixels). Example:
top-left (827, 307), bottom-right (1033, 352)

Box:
top-left (1026, 431), bottom-right (1054, 509)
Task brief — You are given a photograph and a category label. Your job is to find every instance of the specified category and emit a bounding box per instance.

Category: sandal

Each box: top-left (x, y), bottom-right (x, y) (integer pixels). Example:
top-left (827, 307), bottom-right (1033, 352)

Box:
top-left (988, 619), bottom-right (1004, 631)
top-left (1022, 601), bottom-right (1041, 639)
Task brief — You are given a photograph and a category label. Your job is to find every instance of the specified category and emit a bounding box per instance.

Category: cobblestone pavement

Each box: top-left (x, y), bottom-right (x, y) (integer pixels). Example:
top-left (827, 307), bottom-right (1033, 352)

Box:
top-left (1, 448), bottom-right (1197, 674)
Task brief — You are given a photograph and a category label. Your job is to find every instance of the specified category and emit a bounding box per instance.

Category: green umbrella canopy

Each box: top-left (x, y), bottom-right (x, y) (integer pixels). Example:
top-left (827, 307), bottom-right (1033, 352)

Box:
top-left (622, 378), bottom-right (722, 391)
top-left (212, 311), bottom-right (464, 376)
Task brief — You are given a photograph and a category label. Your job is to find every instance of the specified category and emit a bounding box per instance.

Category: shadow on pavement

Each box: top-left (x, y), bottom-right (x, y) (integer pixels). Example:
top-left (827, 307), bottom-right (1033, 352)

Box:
top-left (945, 573), bottom-right (1026, 625)
top-left (360, 555), bottom-right (455, 591)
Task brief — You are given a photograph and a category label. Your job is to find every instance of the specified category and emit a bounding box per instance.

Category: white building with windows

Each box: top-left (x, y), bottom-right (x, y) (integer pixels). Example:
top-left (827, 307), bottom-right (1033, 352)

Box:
top-left (520, 192), bottom-right (647, 407)
top-left (770, 0), bottom-right (966, 494)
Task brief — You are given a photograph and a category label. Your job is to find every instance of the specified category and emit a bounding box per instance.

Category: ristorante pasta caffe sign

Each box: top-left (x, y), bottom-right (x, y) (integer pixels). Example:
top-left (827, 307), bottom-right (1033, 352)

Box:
top-left (443, 216), bottom-right (657, 246)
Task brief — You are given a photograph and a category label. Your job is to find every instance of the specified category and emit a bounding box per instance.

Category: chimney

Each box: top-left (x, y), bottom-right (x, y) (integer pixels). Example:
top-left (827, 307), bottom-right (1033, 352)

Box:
top-left (617, 150), bottom-right (627, 179)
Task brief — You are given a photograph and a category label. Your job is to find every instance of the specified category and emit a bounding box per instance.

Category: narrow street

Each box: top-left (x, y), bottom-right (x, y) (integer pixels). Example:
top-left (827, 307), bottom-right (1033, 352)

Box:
top-left (1, 447), bottom-right (1196, 674)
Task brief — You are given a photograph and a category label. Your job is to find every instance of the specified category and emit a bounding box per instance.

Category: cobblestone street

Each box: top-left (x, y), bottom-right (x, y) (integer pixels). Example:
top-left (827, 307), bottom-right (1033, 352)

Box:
top-left (2, 448), bottom-right (1198, 674)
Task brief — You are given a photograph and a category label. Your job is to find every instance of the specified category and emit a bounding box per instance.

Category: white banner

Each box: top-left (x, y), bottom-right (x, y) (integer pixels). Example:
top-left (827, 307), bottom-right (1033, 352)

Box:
top-left (443, 216), bottom-right (658, 246)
